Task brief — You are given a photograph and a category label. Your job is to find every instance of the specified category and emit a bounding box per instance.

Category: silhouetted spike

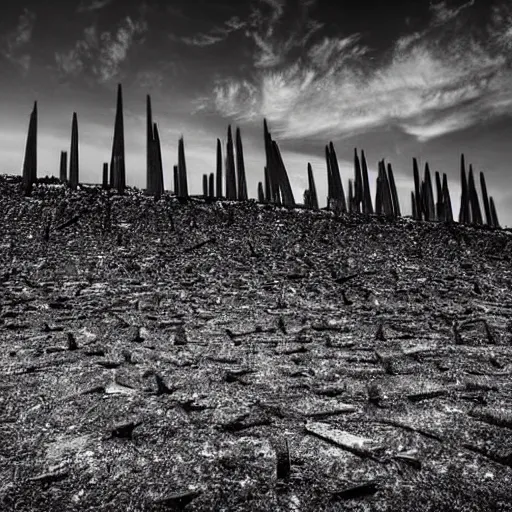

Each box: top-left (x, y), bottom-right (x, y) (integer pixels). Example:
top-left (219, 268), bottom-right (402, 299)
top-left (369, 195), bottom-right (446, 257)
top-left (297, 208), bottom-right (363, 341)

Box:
top-left (354, 148), bottom-right (363, 213)
top-left (380, 160), bottom-right (393, 217)
top-left (348, 179), bottom-right (354, 213)
top-left (178, 136), bottom-right (188, 198)
top-left (424, 163), bottom-right (435, 221)
top-left (146, 94), bottom-right (154, 194)
top-left (361, 150), bottom-right (373, 214)
top-left (328, 142), bottom-right (346, 211)
top-left (435, 171), bottom-right (443, 221)
top-left (459, 154), bottom-right (470, 224)
top-left (263, 119), bottom-right (278, 204)
top-left (153, 123), bottom-right (164, 197)
top-left (112, 156), bottom-right (123, 192)
top-left (307, 162), bottom-right (319, 210)
top-left (304, 189), bottom-right (311, 208)
top-left (69, 113), bottom-right (79, 189)
top-left (442, 173), bottom-right (453, 223)
top-left (413, 158), bottom-right (422, 220)
top-left (272, 140), bottom-right (295, 207)
top-left (59, 151), bottom-right (67, 183)
top-left (376, 161), bottom-right (385, 215)
top-left (420, 180), bottom-right (426, 220)
top-left (257, 182), bottom-right (265, 202)
top-left (209, 172), bottom-right (215, 198)
top-left (264, 166), bottom-right (270, 203)
top-left (325, 145), bottom-right (333, 206)
top-left (375, 166), bottom-right (383, 216)
top-left (489, 196), bottom-right (500, 228)
top-left (110, 84), bottom-right (125, 193)
top-left (202, 174), bottom-right (208, 197)
top-left (226, 126), bottom-right (237, 200)
top-left (235, 127), bottom-right (248, 201)
top-left (467, 165), bottom-right (482, 225)
top-left (479, 172), bottom-right (492, 226)
top-left (411, 191), bottom-right (417, 220)
top-left (22, 102), bottom-right (37, 196)
top-left (102, 162), bottom-right (108, 189)
top-left (216, 138), bottom-right (222, 198)
top-left (173, 165), bottom-right (179, 196)
top-left (387, 163), bottom-right (400, 217)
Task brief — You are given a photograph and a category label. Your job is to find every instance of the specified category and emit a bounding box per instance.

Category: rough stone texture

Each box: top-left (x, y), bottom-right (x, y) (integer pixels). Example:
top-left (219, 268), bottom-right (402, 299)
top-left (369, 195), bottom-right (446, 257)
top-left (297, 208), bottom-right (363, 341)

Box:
top-left (1, 178), bottom-right (512, 511)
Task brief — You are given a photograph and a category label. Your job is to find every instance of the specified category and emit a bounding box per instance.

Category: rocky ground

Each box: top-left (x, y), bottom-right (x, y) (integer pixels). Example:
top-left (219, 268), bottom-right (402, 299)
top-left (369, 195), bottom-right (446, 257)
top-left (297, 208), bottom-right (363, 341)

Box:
top-left (1, 176), bottom-right (512, 511)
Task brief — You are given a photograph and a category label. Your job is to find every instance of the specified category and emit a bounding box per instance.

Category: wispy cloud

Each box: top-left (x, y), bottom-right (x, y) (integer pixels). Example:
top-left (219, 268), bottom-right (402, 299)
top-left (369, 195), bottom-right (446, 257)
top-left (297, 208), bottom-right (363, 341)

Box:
top-left (1, 8), bottom-right (36, 74)
top-left (204, 0), bottom-right (512, 143)
top-left (55, 16), bottom-right (147, 83)
top-left (77, 0), bottom-right (114, 13)
top-left (245, 0), bottom-right (323, 68)
top-left (180, 16), bottom-right (247, 47)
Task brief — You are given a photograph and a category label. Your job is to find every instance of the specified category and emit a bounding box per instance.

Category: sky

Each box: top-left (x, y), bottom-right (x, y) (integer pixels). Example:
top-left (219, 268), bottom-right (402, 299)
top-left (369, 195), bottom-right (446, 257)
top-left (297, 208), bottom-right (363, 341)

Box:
top-left (1, 0), bottom-right (512, 225)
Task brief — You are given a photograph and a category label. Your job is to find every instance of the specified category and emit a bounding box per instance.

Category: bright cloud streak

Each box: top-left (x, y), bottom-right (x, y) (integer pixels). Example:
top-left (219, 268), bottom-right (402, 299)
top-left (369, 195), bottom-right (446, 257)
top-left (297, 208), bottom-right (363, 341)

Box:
top-left (204, 0), bottom-right (512, 143)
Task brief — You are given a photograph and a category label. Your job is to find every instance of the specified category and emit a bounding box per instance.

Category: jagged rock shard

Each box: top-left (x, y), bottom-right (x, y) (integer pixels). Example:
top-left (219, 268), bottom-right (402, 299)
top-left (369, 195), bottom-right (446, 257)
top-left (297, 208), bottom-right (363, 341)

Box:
top-left (305, 421), bottom-right (382, 458)
top-left (152, 490), bottom-right (202, 509)
top-left (331, 480), bottom-right (378, 500)
top-left (275, 438), bottom-right (291, 479)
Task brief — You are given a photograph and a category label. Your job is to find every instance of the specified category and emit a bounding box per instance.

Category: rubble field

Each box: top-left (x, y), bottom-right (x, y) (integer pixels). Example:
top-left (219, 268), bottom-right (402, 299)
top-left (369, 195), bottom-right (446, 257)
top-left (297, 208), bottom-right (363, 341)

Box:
top-left (1, 178), bottom-right (512, 511)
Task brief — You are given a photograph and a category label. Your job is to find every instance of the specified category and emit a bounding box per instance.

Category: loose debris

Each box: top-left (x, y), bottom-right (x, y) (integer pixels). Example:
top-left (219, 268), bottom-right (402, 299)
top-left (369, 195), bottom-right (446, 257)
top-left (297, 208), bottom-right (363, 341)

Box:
top-left (1, 181), bottom-right (512, 511)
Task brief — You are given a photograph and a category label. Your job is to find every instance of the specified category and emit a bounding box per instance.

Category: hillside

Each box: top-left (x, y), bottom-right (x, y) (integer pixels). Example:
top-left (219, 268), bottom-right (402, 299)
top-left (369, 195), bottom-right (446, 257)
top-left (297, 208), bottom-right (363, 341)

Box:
top-left (1, 178), bottom-right (512, 511)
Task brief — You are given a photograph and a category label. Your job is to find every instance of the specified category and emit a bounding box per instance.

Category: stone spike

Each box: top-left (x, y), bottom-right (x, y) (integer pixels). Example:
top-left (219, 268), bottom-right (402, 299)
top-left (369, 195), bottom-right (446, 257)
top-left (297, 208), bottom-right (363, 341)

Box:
top-left (381, 160), bottom-right (394, 217)
top-left (307, 162), bottom-right (319, 210)
top-left (304, 189), bottom-right (311, 208)
top-left (178, 136), bottom-right (188, 198)
top-left (209, 173), bottom-right (215, 198)
top-left (202, 174), bottom-right (208, 197)
top-left (479, 172), bottom-right (492, 226)
top-left (348, 179), bottom-right (354, 213)
top-left (328, 142), bottom-right (347, 211)
top-left (375, 173), bottom-right (382, 216)
top-left (112, 155), bottom-right (123, 192)
top-left (264, 166), bottom-right (270, 202)
top-left (263, 119), bottom-right (278, 203)
top-left (226, 126), bottom-right (237, 200)
top-left (459, 154), bottom-right (470, 224)
top-left (102, 162), bottom-right (108, 189)
top-left (424, 162), bottom-right (435, 221)
top-left (216, 138), bottom-right (222, 198)
top-left (22, 102), bottom-right (37, 195)
top-left (467, 164), bottom-right (483, 225)
top-left (387, 162), bottom-right (400, 217)
top-left (411, 191), bottom-right (417, 220)
top-left (361, 150), bottom-right (373, 214)
top-left (69, 112), bottom-right (79, 190)
top-left (272, 140), bottom-right (295, 207)
top-left (354, 148), bottom-right (363, 213)
top-left (413, 158), bottom-right (422, 220)
top-left (235, 127), bottom-right (248, 201)
top-left (173, 165), bottom-right (179, 196)
top-left (435, 171), bottom-right (443, 221)
top-left (489, 196), bottom-right (500, 228)
top-left (153, 123), bottom-right (164, 196)
top-left (442, 173), bottom-right (453, 223)
top-left (420, 181), bottom-right (426, 220)
top-left (59, 151), bottom-right (67, 183)
top-left (146, 94), bottom-right (154, 193)
top-left (110, 84), bottom-right (125, 192)
top-left (325, 145), bottom-right (333, 206)
top-left (257, 182), bottom-right (265, 203)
